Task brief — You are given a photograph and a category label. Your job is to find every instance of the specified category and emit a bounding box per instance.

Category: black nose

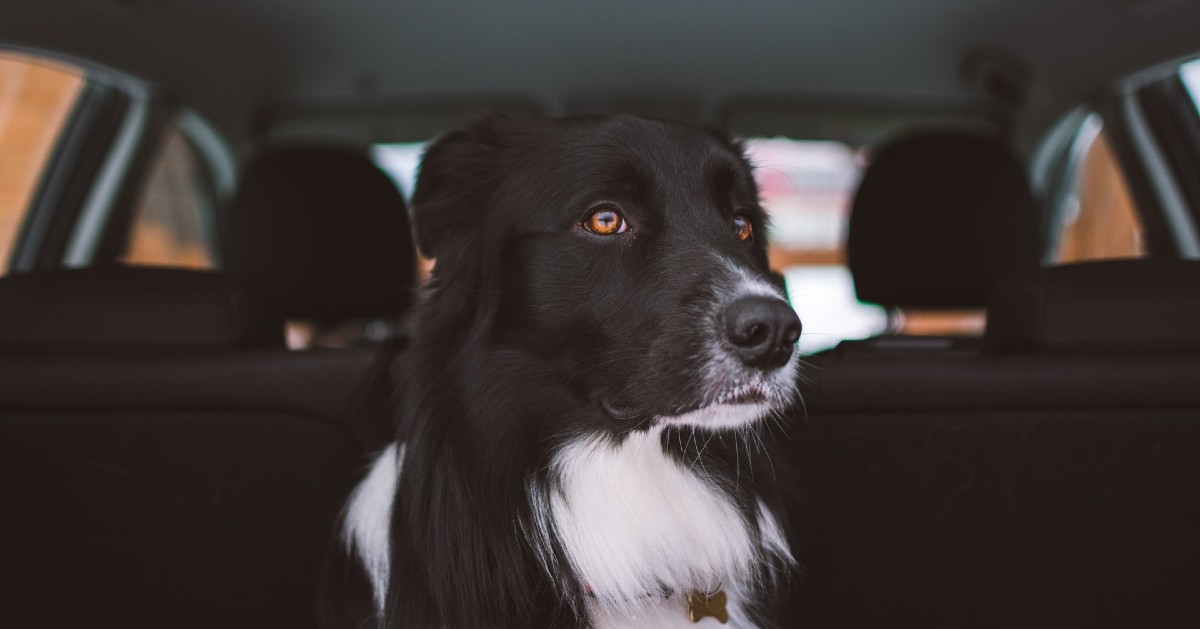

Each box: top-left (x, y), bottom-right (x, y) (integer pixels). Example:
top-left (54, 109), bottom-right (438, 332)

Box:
top-left (723, 297), bottom-right (801, 369)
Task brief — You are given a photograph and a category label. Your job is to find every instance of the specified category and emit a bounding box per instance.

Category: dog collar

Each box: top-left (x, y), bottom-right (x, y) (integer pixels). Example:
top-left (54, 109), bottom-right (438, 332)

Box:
top-left (583, 585), bottom-right (729, 624)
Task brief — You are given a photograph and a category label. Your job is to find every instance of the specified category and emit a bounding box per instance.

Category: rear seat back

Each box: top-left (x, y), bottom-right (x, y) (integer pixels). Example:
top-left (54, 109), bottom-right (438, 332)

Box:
top-left (790, 259), bottom-right (1200, 627)
top-left (0, 144), bottom-right (417, 628)
top-left (0, 267), bottom-right (393, 628)
top-left (804, 259), bottom-right (1200, 409)
top-left (984, 258), bottom-right (1200, 355)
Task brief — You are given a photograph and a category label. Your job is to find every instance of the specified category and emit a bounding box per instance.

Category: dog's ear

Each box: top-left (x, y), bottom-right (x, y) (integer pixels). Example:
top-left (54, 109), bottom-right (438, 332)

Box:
top-left (409, 114), bottom-right (517, 347)
top-left (410, 115), bottom-right (510, 259)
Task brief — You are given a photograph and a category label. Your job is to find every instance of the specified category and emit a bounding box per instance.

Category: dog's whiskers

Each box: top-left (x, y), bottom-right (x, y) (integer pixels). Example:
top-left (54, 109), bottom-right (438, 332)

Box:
top-left (733, 433), bottom-right (741, 488)
top-left (689, 428), bottom-right (719, 475)
top-left (748, 425), bottom-right (778, 482)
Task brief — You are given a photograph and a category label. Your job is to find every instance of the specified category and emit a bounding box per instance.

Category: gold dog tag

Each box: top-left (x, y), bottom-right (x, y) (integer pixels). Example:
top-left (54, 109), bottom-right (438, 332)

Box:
top-left (686, 590), bottom-right (729, 624)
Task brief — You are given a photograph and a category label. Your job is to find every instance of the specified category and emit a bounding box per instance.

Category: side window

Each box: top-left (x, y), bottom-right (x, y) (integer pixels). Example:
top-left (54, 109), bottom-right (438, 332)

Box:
top-left (119, 125), bottom-right (218, 269)
top-left (1052, 123), bottom-right (1145, 263)
top-left (0, 51), bottom-right (85, 273)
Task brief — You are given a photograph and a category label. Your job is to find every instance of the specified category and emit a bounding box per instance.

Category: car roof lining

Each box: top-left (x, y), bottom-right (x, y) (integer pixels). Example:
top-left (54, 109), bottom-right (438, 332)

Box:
top-left (6, 0), bottom-right (1200, 148)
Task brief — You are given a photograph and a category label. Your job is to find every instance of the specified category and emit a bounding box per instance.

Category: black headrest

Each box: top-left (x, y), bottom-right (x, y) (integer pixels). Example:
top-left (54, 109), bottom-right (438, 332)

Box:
top-left (984, 259), bottom-right (1200, 355)
top-left (848, 132), bottom-right (1040, 309)
top-left (224, 145), bottom-right (416, 321)
top-left (0, 267), bottom-right (284, 353)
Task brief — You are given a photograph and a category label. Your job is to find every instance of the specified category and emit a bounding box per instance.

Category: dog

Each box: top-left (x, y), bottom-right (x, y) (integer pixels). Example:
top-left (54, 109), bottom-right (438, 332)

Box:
top-left (322, 113), bottom-right (803, 628)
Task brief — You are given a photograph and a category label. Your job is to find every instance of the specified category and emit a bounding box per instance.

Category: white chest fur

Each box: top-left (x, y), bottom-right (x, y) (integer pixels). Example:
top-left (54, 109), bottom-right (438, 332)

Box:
top-left (534, 427), bottom-right (792, 628)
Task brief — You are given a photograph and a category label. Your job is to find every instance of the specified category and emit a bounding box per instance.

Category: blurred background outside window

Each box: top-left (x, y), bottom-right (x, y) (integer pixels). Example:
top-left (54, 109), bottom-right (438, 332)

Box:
top-left (120, 126), bottom-right (217, 269)
top-left (1182, 57), bottom-right (1200, 113)
top-left (0, 51), bottom-right (83, 272)
top-left (1051, 122), bottom-right (1144, 264)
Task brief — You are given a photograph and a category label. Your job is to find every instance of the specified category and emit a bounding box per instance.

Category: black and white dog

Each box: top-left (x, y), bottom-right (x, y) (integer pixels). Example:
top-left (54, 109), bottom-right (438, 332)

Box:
top-left (324, 114), bottom-right (803, 628)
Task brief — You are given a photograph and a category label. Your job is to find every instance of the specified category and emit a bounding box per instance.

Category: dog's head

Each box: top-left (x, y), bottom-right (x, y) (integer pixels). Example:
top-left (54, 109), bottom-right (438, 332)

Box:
top-left (411, 114), bottom-right (800, 433)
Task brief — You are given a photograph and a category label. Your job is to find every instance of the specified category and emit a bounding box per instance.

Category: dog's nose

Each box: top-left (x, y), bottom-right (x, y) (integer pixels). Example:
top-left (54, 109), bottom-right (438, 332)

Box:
top-left (722, 297), bottom-right (801, 369)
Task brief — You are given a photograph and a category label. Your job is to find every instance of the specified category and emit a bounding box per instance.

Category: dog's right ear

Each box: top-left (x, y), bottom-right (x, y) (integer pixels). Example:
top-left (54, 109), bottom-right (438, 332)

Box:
top-left (410, 116), bottom-right (506, 259)
top-left (409, 115), bottom-right (518, 348)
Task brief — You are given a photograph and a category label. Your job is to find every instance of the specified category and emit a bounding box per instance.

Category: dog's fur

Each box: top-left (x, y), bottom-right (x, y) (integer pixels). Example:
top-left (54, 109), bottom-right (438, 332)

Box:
top-left (322, 114), bottom-right (802, 628)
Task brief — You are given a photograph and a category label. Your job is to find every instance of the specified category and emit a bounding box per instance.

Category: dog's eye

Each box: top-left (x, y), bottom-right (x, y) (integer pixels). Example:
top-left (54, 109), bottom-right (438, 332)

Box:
top-left (583, 206), bottom-right (628, 236)
top-left (734, 214), bottom-right (754, 243)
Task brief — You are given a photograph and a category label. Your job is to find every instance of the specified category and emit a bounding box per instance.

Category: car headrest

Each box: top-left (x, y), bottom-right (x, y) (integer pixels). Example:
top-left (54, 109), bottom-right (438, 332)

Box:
top-left (0, 267), bottom-right (285, 353)
top-left (224, 144), bottom-right (416, 321)
top-left (847, 132), bottom-right (1041, 309)
top-left (984, 259), bottom-right (1200, 355)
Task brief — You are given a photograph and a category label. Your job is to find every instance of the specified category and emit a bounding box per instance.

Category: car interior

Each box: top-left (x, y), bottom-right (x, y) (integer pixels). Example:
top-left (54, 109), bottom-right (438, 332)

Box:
top-left (3, 1), bottom-right (1200, 627)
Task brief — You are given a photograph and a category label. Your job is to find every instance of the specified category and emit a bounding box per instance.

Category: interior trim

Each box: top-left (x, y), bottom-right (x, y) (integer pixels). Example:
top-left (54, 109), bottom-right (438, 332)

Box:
top-left (1121, 90), bottom-right (1200, 257)
top-left (63, 87), bottom-right (150, 266)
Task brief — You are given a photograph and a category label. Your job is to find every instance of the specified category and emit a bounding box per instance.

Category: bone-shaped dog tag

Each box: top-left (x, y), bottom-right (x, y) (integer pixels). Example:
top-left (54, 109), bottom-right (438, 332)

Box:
top-left (686, 590), bottom-right (728, 624)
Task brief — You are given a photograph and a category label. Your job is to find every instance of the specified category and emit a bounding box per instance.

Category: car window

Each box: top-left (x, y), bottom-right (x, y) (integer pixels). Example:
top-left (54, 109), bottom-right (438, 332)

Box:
top-left (1051, 121), bottom-right (1145, 263)
top-left (119, 125), bottom-right (218, 269)
top-left (373, 142), bottom-right (424, 203)
top-left (0, 51), bottom-right (84, 273)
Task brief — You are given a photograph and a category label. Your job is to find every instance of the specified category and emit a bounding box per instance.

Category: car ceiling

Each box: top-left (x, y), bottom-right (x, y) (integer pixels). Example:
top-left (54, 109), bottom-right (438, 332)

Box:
top-left (5, 0), bottom-right (1200, 146)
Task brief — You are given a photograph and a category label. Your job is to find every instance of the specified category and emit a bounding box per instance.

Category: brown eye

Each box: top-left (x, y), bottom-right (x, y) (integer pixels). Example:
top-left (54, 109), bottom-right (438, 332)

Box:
top-left (734, 214), bottom-right (754, 242)
top-left (583, 206), bottom-right (628, 235)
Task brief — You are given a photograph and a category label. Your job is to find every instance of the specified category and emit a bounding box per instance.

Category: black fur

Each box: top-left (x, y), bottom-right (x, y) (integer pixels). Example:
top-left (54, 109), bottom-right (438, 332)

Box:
top-left (323, 114), bottom-right (800, 628)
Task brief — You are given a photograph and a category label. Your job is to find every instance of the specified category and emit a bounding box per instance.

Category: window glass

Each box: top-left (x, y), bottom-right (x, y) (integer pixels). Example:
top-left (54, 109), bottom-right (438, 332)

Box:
top-left (745, 138), bottom-right (888, 353)
top-left (373, 142), bottom-right (425, 202)
top-left (119, 126), bottom-right (217, 269)
top-left (0, 51), bottom-right (84, 272)
top-left (1052, 124), bottom-right (1145, 263)
top-left (1181, 57), bottom-right (1200, 115)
